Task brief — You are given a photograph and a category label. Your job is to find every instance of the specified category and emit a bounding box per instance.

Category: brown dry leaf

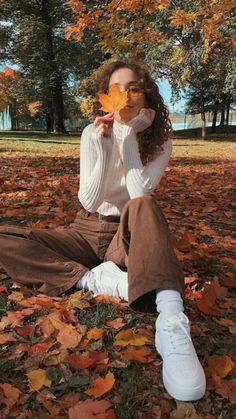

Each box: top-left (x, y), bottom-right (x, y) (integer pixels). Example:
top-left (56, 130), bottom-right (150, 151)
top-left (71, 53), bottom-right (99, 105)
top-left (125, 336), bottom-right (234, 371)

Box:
top-left (114, 328), bottom-right (153, 347)
top-left (206, 355), bottom-right (235, 378)
top-left (0, 332), bottom-right (16, 344)
top-left (27, 369), bottom-right (52, 392)
top-left (213, 318), bottom-right (236, 335)
top-left (196, 300), bottom-right (222, 316)
top-left (68, 399), bottom-right (114, 419)
top-left (0, 383), bottom-right (21, 409)
top-left (43, 348), bottom-right (68, 366)
top-left (106, 317), bottom-right (125, 329)
top-left (85, 372), bottom-right (115, 398)
top-left (215, 378), bottom-right (236, 404)
top-left (119, 346), bottom-right (155, 363)
top-left (56, 324), bottom-right (82, 349)
top-left (98, 84), bottom-right (128, 112)
top-left (87, 327), bottom-right (104, 341)
top-left (170, 401), bottom-right (200, 418)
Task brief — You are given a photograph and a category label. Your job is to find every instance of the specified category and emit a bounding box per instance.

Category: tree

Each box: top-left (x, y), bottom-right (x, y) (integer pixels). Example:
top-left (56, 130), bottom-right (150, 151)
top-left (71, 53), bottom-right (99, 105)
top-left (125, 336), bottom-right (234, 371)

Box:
top-left (0, 0), bottom-right (105, 133)
top-left (66, 0), bottom-right (235, 138)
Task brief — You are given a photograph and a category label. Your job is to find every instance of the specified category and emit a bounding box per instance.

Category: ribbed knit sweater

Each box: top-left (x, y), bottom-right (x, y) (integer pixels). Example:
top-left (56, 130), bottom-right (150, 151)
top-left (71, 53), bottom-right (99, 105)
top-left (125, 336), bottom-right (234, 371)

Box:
top-left (78, 111), bottom-right (172, 216)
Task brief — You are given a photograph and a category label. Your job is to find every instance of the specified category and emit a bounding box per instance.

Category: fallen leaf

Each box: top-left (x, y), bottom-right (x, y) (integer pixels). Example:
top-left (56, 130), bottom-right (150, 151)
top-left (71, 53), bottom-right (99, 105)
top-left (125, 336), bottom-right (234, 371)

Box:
top-left (85, 372), bottom-right (115, 398)
top-left (27, 369), bottom-right (52, 392)
top-left (67, 353), bottom-right (95, 369)
top-left (215, 377), bottom-right (236, 404)
top-left (0, 383), bottom-right (21, 408)
top-left (119, 346), bottom-right (155, 363)
top-left (114, 329), bottom-right (153, 346)
top-left (57, 324), bottom-right (82, 349)
top-left (106, 317), bottom-right (125, 329)
top-left (87, 327), bottom-right (104, 341)
top-left (206, 355), bottom-right (235, 378)
top-left (68, 399), bottom-right (114, 419)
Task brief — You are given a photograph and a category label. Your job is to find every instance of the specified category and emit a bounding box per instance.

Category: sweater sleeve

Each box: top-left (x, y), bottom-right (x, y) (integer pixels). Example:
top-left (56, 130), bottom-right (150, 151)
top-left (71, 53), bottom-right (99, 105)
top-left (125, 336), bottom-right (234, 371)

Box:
top-left (122, 133), bottom-right (172, 198)
top-left (78, 123), bottom-right (113, 212)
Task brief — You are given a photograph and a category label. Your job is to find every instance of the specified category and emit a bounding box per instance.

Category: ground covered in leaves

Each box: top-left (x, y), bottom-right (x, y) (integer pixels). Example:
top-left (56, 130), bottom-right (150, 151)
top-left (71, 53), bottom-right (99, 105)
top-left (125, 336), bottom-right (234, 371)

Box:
top-left (0, 131), bottom-right (235, 419)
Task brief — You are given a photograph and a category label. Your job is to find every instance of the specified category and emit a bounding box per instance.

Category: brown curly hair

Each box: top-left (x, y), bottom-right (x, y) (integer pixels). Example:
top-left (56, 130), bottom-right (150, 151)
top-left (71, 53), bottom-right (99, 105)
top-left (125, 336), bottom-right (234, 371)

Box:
top-left (94, 60), bottom-right (172, 165)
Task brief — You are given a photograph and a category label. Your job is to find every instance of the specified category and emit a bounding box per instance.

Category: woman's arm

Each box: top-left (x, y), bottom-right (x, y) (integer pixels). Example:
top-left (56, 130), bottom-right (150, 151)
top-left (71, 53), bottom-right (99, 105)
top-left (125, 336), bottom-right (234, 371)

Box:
top-left (122, 134), bottom-right (172, 198)
top-left (78, 124), bottom-right (113, 212)
top-left (115, 109), bottom-right (172, 198)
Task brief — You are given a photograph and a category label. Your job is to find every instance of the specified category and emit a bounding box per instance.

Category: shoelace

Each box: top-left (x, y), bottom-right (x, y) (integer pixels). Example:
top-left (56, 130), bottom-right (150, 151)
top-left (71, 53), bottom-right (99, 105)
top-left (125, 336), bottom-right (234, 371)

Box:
top-left (164, 313), bottom-right (192, 353)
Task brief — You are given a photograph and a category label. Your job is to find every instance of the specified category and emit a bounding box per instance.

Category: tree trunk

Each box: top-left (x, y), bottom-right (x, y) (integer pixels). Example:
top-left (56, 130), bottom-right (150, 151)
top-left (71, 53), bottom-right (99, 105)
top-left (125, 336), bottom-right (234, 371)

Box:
top-left (41, 0), bottom-right (66, 134)
top-left (52, 75), bottom-right (67, 134)
top-left (220, 108), bottom-right (225, 126)
top-left (201, 112), bottom-right (206, 140)
top-left (9, 103), bottom-right (17, 130)
top-left (45, 101), bottom-right (54, 133)
top-left (226, 102), bottom-right (230, 126)
top-left (211, 110), bottom-right (218, 133)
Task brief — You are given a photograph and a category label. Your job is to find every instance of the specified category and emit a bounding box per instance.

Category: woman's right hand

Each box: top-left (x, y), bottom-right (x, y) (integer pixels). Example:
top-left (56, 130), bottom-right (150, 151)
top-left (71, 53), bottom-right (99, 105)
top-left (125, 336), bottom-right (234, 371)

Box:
top-left (93, 112), bottom-right (114, 137)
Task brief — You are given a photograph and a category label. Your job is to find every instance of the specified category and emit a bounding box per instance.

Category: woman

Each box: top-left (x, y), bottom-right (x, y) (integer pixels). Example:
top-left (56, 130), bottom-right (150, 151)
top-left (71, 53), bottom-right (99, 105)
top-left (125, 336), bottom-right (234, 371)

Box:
top-left (0, 60), bottom-right (206, 401)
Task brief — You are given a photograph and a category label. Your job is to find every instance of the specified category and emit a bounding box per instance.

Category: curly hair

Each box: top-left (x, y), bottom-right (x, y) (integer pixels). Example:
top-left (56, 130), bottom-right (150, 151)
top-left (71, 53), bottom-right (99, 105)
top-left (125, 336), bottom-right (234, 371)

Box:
top-left (94, 60), bottom-right (172, 165)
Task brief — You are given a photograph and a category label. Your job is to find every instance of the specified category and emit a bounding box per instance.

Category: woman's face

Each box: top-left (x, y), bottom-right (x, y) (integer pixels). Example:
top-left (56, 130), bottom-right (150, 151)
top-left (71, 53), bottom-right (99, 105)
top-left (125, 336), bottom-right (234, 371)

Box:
top-left (109, 67), bottom-right (146, 123)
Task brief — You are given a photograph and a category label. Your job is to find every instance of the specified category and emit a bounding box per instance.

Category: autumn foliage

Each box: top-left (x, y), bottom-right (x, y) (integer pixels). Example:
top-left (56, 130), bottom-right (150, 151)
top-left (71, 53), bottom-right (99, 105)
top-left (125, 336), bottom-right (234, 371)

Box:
top-left (0, 135), bottom-right (235, 417)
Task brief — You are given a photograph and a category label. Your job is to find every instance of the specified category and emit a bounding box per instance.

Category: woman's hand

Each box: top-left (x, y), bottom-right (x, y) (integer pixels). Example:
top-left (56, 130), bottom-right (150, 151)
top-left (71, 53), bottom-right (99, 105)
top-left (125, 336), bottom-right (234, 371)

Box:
top-left (93, 112), bottom-right (114, 137)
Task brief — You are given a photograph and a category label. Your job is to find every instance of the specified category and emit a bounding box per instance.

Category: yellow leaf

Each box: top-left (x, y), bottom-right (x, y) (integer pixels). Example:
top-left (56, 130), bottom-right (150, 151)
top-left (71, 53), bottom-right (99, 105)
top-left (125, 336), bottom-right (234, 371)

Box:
top-left (98, 84), bottom-right (128, 112)
top-left (85, 372), bottom-right (115, 398)
top-left (114, 329), bottom-right (153, 346)
top-left (67, 290), bottom-right (91, 309)
top-left (27, 369), bottom-right (52, 392)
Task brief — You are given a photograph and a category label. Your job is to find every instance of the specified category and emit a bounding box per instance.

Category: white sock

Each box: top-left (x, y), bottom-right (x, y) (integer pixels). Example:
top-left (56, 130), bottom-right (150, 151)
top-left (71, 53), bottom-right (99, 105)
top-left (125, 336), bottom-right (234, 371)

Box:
top-left (76, 270), bottom-right (94, 290)
top-left (156, 290), bottom-right (184, 317)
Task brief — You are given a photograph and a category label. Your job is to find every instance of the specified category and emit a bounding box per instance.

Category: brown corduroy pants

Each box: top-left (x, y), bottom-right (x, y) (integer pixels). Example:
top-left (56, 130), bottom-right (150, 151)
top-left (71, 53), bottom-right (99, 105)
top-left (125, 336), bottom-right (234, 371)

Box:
top-left (0, 196), bottom-right (185, 313)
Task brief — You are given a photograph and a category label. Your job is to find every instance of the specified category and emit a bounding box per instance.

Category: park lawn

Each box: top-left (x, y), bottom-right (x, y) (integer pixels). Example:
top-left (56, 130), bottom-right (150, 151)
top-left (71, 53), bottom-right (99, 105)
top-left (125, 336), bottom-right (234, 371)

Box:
top-left (0, 132), bottom-right (235, 418)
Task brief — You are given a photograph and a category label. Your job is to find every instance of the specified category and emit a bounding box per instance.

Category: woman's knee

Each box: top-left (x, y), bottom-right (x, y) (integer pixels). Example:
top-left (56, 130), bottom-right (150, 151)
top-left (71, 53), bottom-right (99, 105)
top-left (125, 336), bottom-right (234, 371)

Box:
top-left (124, 195), bottom-right (157, 210)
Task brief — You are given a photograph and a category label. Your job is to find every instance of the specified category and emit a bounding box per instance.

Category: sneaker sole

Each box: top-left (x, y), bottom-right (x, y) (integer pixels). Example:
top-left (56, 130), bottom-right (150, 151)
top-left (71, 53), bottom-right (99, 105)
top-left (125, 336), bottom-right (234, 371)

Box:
top-left (163, 366), bottom-right (206, 401)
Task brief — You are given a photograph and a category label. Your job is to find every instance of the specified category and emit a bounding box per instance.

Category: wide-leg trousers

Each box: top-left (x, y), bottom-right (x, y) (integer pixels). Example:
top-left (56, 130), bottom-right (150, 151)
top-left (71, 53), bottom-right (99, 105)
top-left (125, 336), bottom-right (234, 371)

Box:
top-left (0, 196), bottom-right (185, 313)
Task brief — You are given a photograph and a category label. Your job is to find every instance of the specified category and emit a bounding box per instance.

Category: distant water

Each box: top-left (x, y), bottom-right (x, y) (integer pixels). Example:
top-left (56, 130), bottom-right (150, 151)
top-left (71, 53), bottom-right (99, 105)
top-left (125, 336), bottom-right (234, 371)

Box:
top-left (172, 120), bottom-right (236, 130)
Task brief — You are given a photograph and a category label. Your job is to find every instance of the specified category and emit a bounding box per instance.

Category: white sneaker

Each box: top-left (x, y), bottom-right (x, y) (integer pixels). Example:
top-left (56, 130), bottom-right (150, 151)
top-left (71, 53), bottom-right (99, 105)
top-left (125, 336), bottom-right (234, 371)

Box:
top-left (155, 312), bottom-right (206, 401)
top-left (89, 261), bottom-right (128, 301)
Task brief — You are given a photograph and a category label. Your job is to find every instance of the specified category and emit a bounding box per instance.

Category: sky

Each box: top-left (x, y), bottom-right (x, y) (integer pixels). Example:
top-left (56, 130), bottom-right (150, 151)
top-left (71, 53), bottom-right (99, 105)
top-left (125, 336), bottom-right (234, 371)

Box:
top-left (158, 79), bottom-right (186, 112)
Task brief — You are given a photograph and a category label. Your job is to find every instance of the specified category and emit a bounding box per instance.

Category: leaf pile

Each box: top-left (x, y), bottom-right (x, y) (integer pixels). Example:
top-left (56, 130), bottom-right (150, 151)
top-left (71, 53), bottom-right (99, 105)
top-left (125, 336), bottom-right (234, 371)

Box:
top-left (0, 133), bottom-right (236, 418)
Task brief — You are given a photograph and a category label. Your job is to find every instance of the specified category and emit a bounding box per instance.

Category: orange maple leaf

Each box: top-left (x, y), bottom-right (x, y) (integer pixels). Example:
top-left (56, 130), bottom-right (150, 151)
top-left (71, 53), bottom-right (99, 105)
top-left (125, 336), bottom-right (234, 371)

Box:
top-left (98, 84), bottom-right (128, 112)
top-left (120, 346), bottom-right (155, 363)
top-left (85, 372), bottom-right (115, 398)
top-left (87, 327), bottom-right (104, 341)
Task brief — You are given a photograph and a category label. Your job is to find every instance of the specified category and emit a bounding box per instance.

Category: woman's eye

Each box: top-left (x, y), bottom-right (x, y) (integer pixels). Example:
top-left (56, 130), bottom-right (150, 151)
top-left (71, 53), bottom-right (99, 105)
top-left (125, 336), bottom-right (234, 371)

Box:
top-left (128, 87), bottom-right (142, 95)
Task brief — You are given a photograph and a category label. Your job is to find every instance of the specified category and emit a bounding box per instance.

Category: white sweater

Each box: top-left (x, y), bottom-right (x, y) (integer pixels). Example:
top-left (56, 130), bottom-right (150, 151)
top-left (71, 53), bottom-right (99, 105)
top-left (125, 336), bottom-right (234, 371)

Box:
top-left (78, 111), bottom-right (172, 216)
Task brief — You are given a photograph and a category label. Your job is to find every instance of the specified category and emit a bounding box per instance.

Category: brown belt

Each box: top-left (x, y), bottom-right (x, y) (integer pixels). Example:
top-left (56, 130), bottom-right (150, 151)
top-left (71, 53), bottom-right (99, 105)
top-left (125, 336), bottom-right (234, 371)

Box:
top-left (78, 208), bottom-right (120, 223)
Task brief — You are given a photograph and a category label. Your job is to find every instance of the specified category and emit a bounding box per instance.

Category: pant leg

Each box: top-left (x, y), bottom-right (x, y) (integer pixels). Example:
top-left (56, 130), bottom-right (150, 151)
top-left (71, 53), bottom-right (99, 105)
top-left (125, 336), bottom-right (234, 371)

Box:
top-left (0, 217), bottom-right (103, 296)
top-left (104, 196), bottom-right (185, 313)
